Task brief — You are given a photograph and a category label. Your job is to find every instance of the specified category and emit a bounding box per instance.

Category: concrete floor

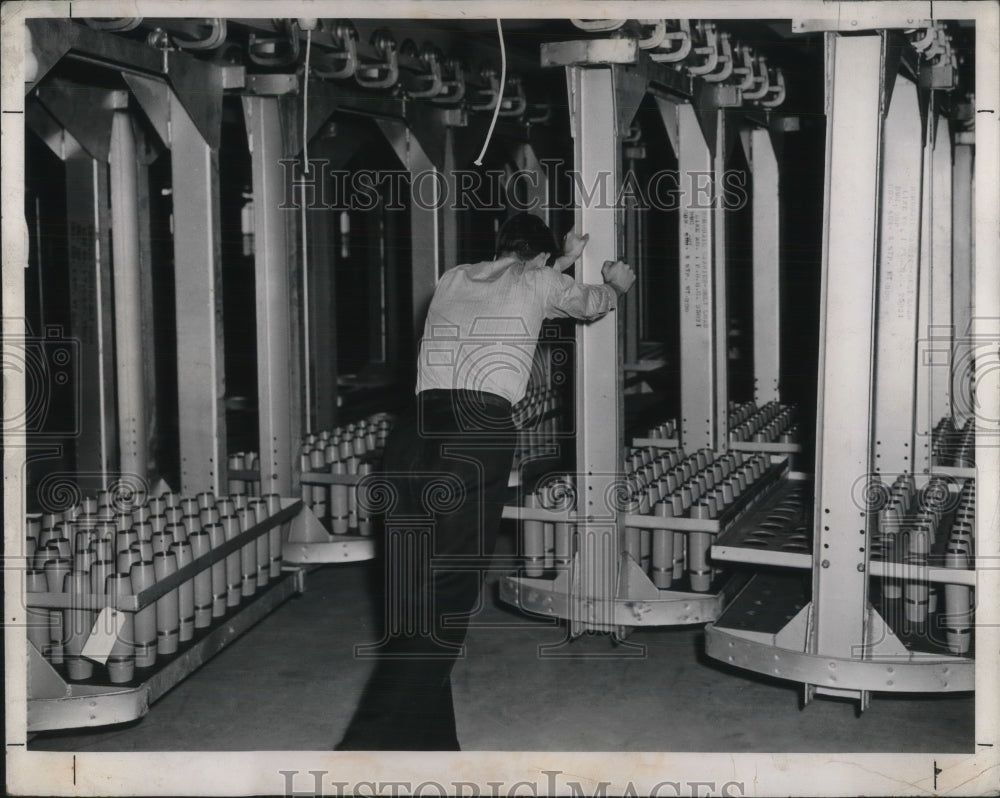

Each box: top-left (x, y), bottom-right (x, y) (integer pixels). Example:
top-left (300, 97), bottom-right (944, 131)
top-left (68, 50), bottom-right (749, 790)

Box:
top-left (31, 528), bottom-right (974, 753)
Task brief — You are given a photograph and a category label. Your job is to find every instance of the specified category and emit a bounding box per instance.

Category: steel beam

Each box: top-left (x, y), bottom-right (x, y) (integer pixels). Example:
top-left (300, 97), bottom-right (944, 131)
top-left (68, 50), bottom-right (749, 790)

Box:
top-left (873, 75), bottom-right (922, 476)
top-left (303, 136), bottom-right (339, 432)
top-left (750, 128), bottom-right (781, 405)
top-left (131, 121), bottom-right (160, 481)
top-left (951, 141), bottom-right (973, 426)
top-left (244, 95), bottom-right (301, 496)
top-left (170, 90), bottom-right (227, 495)
top-left (569, 66), bottom-right (623, 634)
top-left (915, 110), bottom-right (953, 473)
top-left (376, 118), bottom-right (441, 343)
top-left (442, 127), bottom-right (460, 272)
top-left (623, 149), bottom-right (641, 370)
top-left (930, 116), bottom-right (953, 427)
top-left (677, 102), bottom-right (717, 451)
top-left (811, 33), bottom-right (884, 663)
top-left (712, 112), bottom-right (730, 447)
top-left (64, 154), bottom-right (117, 491)
top-left (109, 107), bottom-right (147, 482)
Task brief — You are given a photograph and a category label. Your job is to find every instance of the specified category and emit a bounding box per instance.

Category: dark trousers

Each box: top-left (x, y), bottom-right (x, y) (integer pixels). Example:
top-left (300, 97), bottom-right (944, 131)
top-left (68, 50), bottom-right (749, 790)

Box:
top-left (337, 390), bottom-right (516, 750)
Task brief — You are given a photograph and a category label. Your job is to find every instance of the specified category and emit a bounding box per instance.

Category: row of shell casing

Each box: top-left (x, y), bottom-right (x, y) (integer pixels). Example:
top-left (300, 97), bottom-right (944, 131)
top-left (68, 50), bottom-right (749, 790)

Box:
top-left (932, 416), bottom-right (975, 467)
top-left (519, 448), bottom-right (771, 593)
top-left (622, 446), bottom-right (770, 520)
top-left (512, 385), bottom-right (564, 469)
top-left (622, 448), bottom-right (770, 592)
top-left (642, 419), bottom-right (677, 439)
top-left (299, 413), bottom-right (394, 534)
top-left (302, 412), bottom-right (393, 455)
top-left (25, 489), bottom-right (288, 684)
top-left (944, 480), bottom-right (975, 654)
top-left (873, 474), bottom-right (975, 653)
top-left (727, 400), bottom-right (797, 443)
top-left (227, 451), bottom-right (261, 496)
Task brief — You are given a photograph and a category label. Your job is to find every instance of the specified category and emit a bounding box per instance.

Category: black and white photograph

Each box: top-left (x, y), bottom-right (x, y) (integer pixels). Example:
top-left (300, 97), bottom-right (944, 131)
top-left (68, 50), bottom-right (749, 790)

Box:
top-left (2, 1), bottom-right (998, 795)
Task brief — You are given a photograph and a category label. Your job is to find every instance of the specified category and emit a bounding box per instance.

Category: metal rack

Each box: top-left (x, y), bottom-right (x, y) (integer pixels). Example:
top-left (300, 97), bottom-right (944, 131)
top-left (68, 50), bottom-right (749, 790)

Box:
top-left (500, 29), bottom-right (799, 634)
top-left (705, 29), bottom-right (976, 707)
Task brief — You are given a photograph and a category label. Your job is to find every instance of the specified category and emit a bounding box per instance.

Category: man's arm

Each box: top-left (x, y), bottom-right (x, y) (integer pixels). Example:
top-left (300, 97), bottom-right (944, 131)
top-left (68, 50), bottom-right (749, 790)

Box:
top-left (551, 229), bottom-right (589, 273)
top-left (544, 260), bottom-right (636, 321)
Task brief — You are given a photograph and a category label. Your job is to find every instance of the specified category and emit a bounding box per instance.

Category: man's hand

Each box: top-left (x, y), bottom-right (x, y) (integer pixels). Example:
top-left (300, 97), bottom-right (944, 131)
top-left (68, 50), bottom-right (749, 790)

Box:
top-left (551, 229), bottom-right (589, 272)
top-left (602, 260), bottom-right (636, 295)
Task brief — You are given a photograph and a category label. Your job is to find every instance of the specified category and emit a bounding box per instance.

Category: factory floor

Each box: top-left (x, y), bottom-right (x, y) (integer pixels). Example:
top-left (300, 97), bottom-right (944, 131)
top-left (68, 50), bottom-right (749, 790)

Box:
top-left (31, 525), bottom-right (973, 753)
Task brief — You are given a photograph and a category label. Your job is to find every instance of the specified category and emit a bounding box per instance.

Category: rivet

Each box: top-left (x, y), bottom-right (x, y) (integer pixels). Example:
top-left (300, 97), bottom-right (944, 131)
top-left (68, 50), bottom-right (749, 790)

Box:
top-left (821, 560), bottom-right (830, 568)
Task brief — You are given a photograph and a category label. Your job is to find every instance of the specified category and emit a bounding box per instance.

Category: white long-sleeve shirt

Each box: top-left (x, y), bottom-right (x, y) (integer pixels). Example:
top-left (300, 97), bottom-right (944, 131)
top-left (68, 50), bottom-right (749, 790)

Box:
top-left (416, 257), bottom-right (618, 404)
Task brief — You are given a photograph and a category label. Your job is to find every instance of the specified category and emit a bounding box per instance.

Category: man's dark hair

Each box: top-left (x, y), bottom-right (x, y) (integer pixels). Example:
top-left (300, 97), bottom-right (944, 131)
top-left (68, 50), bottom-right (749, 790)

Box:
top-left (495, 212), bottom-right (560, 262)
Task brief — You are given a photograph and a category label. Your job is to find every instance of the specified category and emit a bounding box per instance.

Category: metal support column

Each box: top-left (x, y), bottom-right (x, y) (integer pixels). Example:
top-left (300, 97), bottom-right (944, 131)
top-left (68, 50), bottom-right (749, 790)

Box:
top-left (623, 148), bottom-right (641, 370)
top-left (376, 118), bottom-right (441, 344)
top-left (442, 126), bottom-right (459, 272)
top-left (244, 95), bottom-right (300, 496)
top-left (305, 136), bottom-right (340, 432)
top-left (750, 128), bottom-right (781, 405)
top-left (132, 121), bottom-right (161, 483)
top-left (109, 104), bottom-right (147, 482)
top-left (951, 139), bottom-right (973, 425)
top-left (811, 33), bottom-right (884, 681)
top-left (712, 111), bottom-right (730, 448)
top-left (873, 75), bottom-right (923, 476)
top-left (64, 153), bottom-right (117, 490)
top-left (915, 111), bottom-right (953, 472)
top-left (570, 65), bottom-right (623, 633)
top-left (930, 116), bottom-right (953, 427)
top-left (678, 103), bottom-right (717, 451)
top-left (170, 90), bottom-right (227, 495)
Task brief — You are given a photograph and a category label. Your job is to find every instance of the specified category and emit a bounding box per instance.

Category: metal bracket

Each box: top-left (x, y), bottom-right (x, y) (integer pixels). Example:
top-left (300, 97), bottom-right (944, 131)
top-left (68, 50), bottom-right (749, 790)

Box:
top-left (467, 67), bottom-right (501, 111)
top-left (355, 29), bottom-right (399, 90)
top-left (792, 18), bottom-right (933, 33)
top-left (248, 19), bottom-right (300, 67)
top-left (649, 19), bottom-right (692, 64)
top-left (34, 78), bottom-right (117, 162)
top-left (400, 41), bottom-right (444, 99)
top-left (246, 73), bottom-right (299, 96)
top-left (432, 58), bottom-right (466, 104)
top-left (612, 66), bottom-right (649, 138)
top-left (313, 21), bottom-right (359, 80)
top-left (499, 76), bottom-right (527, 117)
top-left (166, 50), bottom-right (223, 149)
top-left (122, 73), bottom-right (170, 150)
top-left (687, 22), bottom-right (721, 77)
top-left (542, 38), bottom-right (640, 68)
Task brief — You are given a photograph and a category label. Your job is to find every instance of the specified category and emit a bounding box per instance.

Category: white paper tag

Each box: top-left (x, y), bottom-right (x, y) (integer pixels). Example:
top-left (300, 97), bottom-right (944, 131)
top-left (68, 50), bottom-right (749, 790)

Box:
top-left (82, 608), bottom-right (125, 664)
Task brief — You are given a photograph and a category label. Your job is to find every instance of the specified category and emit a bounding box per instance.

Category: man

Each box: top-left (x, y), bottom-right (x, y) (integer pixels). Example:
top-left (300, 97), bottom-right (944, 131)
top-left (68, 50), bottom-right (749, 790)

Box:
top-left (338, 212), bottom-right (635, 750)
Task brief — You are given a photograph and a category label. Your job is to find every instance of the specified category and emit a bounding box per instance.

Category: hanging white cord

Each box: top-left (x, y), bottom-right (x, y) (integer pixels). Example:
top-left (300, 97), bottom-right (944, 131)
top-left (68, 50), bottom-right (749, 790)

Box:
top-left (303, 29), bottom-right (312, 172)
top-left (301, 28), bottom-right (313, 432)
top-left (473, 19), bottom-right (506, 166)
